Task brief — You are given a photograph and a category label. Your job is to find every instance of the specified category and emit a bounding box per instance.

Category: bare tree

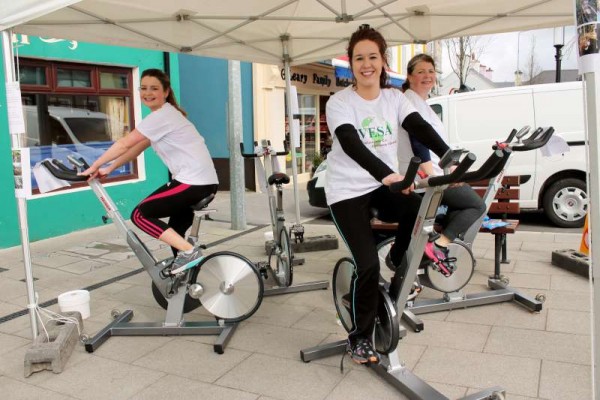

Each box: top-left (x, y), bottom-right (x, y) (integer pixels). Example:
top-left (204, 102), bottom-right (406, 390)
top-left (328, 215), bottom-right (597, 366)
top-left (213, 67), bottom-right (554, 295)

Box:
top-left (444, 36), bottom-right (486, 88)
top-left (524, 36), bottom-right (542, 84)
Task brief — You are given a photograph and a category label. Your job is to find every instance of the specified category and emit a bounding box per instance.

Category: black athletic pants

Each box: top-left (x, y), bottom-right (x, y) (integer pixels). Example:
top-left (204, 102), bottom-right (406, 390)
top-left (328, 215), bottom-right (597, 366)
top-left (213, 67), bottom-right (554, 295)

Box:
top-left (329, 185), bottom-right (421, 341)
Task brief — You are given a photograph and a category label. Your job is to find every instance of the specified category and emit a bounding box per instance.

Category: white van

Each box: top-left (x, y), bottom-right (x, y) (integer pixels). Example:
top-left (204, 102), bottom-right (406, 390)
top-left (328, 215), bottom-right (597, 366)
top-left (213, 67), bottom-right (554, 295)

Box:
top-left (23, 105), bottom-right (113, 147)
top-left (428, 81), bottom-right (587, 228)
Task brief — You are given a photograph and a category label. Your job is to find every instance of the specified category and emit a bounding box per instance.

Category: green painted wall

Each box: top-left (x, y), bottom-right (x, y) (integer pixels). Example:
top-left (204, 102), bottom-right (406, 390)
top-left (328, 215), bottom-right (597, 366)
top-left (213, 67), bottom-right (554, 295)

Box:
top-left (0, 35), bottom-right (174, 249)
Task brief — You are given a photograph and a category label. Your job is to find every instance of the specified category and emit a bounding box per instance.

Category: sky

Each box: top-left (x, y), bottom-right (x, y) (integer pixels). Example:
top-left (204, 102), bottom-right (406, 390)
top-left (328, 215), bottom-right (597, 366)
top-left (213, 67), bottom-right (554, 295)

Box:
top-left (441, 26), bottom-right (579, 83)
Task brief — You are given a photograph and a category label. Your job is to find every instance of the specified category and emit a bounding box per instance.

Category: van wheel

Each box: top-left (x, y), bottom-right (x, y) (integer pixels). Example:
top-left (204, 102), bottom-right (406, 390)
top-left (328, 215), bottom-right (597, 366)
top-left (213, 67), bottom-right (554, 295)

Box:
top-left (542, 178), bottom-right (587, 228)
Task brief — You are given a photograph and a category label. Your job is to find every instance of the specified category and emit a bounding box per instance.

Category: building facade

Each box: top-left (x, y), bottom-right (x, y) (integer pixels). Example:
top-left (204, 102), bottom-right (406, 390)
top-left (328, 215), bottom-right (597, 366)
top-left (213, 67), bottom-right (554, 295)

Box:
top-left (0, 35), bottom-right (253, 249)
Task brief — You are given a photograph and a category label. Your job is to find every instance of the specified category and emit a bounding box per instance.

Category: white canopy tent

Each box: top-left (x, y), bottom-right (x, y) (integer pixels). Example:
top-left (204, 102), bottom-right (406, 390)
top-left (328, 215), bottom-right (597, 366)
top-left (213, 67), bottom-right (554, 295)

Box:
top-left (0, 0), bottom-right (576, 228)
top-left (0, 0), bottom-right (574, 64)
top-left (2, 0), bottom-right (598, 397)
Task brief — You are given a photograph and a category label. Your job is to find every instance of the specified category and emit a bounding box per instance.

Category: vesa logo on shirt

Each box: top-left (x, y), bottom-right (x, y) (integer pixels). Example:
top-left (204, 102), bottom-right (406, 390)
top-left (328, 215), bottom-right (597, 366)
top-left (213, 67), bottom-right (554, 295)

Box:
top-left (358, 117), bottom-right (393, 147)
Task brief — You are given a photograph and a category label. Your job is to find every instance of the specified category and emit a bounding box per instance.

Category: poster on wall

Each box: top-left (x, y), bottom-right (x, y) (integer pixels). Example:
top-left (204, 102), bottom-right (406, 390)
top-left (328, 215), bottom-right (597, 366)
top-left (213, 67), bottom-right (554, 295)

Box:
top-left (6, 81), bottom-right (25, 135)
top-left (576, 0), bottom-right (600, 73)
top-left (12, 148), bottom-right (32, 199)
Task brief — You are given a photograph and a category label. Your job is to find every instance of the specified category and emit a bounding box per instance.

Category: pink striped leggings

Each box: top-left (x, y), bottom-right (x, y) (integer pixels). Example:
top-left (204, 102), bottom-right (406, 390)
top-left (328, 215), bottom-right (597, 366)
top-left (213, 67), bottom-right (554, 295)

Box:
top-left (131, 180), bottom-right (218, 255)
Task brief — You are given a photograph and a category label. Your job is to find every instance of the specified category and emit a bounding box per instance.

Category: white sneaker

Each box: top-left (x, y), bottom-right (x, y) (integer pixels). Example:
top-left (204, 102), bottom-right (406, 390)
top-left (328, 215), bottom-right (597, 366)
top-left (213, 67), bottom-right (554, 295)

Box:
top-left (170, 247), bottom-right (203, 275)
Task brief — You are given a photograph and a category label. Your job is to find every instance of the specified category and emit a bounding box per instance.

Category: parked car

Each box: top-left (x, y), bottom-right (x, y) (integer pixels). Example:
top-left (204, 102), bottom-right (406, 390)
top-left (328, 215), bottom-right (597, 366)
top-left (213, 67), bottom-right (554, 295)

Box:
top-left (307, 160), bottom-right (328, 208)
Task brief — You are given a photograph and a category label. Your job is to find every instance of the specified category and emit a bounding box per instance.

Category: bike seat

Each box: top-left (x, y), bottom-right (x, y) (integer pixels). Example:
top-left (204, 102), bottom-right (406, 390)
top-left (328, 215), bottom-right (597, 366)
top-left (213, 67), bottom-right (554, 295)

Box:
top-left (190, 194), bottom-right (215, 211)
top-left (268, 172), bottom-right (290, 186)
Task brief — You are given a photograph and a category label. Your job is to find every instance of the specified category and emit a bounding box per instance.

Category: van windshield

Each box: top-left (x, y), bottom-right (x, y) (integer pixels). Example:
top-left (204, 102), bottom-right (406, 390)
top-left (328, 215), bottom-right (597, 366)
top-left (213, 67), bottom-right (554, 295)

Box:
top-left (63, 118), bottom-right (112, 143)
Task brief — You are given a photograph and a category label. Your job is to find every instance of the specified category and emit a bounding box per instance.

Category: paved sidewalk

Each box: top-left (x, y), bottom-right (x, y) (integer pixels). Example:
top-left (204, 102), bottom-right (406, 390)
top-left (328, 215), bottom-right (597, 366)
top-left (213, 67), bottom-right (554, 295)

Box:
top-left (0, 188), bottom-right (591, 400)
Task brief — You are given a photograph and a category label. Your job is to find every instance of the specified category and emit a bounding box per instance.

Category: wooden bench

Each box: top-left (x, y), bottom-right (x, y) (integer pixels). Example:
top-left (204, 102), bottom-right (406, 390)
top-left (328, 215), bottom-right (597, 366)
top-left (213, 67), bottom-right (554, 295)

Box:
top-left (469, 175), bottom-right (521, 275)
top-left (371, 175), bottom-right (522, 273)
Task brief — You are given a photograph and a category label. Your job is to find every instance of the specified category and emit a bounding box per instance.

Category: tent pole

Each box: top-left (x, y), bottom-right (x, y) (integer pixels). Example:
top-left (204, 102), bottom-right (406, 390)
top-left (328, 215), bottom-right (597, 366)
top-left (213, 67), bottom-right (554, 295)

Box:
top-left (228, 60), bottom-right (246, 230)
top-left (282, 37), bottom-right (304, 240)
top-left (583, 71), bottom-right (600, 399)
top-left (1, 30), bottom-right (38, 339)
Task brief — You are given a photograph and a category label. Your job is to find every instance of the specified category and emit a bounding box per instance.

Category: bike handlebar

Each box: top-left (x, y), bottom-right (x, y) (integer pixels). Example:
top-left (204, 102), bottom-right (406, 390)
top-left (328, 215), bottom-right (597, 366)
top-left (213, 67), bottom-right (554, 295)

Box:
top-left (42, 158), bottom-right (89, 182)
top-left (460, 149), bottom-right (505, 182)
top-left (512, 127), bottom-right (554, 152)
top-left (239, 141), bottom-right (289, 158)
top-left (515, 125), bottom-right (531, 140)
top-left (239, 142), bottom-right (258, 158)
top-left (426, 152), bottom-right (476, 187)
top-left (389, 157), bottom-right (421, 193)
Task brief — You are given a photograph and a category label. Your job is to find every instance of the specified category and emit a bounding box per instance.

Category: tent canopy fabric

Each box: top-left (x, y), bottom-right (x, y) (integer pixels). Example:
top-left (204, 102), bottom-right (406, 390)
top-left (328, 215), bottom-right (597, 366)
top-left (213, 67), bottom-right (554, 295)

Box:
top-left (1, 0), bottom-right (574, 66)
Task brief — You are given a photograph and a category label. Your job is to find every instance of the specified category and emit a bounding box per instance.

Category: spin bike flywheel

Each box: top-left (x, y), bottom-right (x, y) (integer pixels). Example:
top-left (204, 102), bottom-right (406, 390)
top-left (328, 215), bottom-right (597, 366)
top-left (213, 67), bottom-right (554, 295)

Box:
top-left (376, 237), bottom-right (475, 294)
top-left (421, 240), bottom-right (475, 293)
top-left (332, 258), bottom-right (400, 354)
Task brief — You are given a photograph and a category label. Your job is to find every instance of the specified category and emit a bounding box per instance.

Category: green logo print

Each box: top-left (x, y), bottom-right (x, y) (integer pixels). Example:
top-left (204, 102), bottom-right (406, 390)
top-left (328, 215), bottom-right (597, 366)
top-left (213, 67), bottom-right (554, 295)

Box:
top-left (359, 116), bottom-right (388, 147)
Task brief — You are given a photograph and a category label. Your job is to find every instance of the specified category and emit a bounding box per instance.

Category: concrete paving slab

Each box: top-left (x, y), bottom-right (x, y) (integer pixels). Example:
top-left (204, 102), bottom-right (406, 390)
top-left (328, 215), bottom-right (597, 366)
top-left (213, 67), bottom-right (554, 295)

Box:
top-left (485, 326), bottom-right (591, 365)
top-left (0, 376), bottom-right (73, 400)
top-left (129, 374), bottom-right (259, 400)
top-left (38, 356), bottom-right (165, 400)
top-left (216, 353), bottom-right (343, 400)
top-left (132, 338), bottom-right (251, 383)
top-left (546, 308), bottom-right (591, 335)
top-left (539, 360), bottom-right (592, 400)
top-left (400, 320), bottom-right (491, 352)
top-left (414, 347), bottom-right (541, 398)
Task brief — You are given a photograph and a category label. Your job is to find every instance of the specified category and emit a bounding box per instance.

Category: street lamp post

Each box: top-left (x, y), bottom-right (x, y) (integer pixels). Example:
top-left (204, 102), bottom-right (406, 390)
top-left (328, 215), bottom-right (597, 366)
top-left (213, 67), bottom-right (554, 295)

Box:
top-left (554, 27), bottom-right (565, 83)
top-left (515, 31), bottom-right (523, 86)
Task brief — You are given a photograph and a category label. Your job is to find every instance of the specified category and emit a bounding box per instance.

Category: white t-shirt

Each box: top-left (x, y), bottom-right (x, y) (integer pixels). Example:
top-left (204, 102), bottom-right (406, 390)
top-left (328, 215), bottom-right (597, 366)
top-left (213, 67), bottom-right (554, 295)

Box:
top-left (402, 89), bottom-right (448, 176)
top-left (325, 86), bottom-right (418, 205)
top-left (136, 103), bottom-right (219, 185)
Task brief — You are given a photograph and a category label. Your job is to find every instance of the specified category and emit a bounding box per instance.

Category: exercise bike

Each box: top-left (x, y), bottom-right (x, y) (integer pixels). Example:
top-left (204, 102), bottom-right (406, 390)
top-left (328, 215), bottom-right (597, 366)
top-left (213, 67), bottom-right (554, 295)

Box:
top-left (301, 149), bottom-right (509, 400)
top-left (240, 140), bottom-right (329, 295)
top-left (43, 155), bottom-right (264, 354)
top-left (376, 126), bottom-right (555, 332)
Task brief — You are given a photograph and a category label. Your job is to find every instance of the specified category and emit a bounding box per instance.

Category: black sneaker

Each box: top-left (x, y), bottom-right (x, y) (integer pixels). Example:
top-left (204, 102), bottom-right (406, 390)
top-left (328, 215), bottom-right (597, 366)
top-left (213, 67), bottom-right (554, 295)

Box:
top-left (346, 337), bottom-right (379, 364)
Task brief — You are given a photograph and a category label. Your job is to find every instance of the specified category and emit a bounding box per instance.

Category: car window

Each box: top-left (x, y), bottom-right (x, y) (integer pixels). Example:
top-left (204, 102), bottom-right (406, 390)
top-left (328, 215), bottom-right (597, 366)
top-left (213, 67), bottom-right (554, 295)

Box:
top-left (431, 104), bottom-right (443, 122)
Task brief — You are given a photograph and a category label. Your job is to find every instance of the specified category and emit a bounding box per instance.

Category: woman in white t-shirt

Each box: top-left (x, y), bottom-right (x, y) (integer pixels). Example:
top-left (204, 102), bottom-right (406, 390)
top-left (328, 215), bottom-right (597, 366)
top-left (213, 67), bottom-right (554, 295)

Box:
top-left (325, 25), bottom-right (449, 365)
top-left (82, 69), bottom-right (218, 274)
top-left (402, 54), bottom-right (486, 271)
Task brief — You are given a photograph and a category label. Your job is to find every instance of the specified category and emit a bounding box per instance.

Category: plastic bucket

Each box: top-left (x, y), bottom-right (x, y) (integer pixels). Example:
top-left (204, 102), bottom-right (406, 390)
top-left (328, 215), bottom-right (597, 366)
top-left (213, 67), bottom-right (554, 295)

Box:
top-left (264, 231), bottom-right (274, 241)
top-left (57, 290), bottom-right (90, 319)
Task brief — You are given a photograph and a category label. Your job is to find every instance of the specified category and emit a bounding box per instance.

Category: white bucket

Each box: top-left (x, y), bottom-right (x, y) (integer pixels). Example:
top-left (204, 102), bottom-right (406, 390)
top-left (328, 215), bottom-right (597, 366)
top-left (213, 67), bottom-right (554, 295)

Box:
top-left (264, 231), bottom-right (274, 241)
top-left (57, 290), bottom-right (90, 319)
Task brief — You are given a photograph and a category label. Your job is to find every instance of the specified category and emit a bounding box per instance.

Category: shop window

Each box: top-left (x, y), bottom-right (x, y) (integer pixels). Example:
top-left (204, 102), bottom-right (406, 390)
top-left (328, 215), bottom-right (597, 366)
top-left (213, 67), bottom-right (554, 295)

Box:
top-left (100, 71), bottom-right (129, 90)
top-left (285, 93), bottom-right (318, 175)
top-left (20, 65), bottom-right (47, 86)
top-left (56, 67), bottom-right (92, 88)
top-left (18, 59), bottom-right (136, 194)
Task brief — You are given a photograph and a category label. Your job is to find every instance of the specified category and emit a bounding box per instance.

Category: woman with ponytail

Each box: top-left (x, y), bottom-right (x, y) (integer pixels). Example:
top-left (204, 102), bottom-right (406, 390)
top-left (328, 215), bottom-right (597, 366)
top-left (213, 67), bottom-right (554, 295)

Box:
top-left (81, 68), bottom-right (218, 273)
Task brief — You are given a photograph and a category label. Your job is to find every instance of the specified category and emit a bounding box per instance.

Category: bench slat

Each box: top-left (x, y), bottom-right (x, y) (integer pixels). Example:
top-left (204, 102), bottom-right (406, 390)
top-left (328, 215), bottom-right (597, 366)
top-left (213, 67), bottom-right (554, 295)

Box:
top-left (473, 188), bottom-right (519, 199)
top-left (468, 175), bottom-right (521, 187)
top-left (489, 203), bottom-right (520, 214)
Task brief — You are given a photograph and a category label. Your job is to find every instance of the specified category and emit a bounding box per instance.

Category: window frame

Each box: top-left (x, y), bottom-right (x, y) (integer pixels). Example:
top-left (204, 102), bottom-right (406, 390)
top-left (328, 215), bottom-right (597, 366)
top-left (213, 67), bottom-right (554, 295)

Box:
top-left (18, 58), bottom-right (139, 194)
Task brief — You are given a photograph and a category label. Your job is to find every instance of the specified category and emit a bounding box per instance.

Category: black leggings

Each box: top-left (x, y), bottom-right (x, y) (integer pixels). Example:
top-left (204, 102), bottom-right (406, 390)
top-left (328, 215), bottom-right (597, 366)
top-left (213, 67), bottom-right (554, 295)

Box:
top-left (439, 184), bottom-right (487, 240)
top-left (329, 185), bottom-right (421, 341)
top-left (131, 180), bottom-right (218, 256)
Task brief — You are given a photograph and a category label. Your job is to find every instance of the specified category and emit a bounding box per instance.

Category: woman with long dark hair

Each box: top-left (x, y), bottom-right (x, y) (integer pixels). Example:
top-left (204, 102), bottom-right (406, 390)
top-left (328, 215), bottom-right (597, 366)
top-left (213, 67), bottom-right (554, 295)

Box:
top-left (325, 25), bottom-right (449, 364)
top-left (81, 68), bottom-right (218, 274)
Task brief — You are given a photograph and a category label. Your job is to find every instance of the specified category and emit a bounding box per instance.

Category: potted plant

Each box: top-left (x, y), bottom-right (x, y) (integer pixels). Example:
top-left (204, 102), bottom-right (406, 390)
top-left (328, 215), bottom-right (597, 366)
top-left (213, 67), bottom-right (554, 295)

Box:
top-left (310, 152), bottom-right (324, 177)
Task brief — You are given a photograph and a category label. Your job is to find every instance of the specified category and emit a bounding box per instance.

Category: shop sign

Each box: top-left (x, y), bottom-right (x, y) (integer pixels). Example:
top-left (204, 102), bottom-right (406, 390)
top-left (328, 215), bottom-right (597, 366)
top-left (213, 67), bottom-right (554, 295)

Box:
top-left (280, 66), bottom-right (351, 91)
top-left (12, 34), bottom-right (78, 50)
